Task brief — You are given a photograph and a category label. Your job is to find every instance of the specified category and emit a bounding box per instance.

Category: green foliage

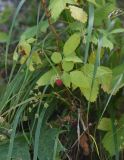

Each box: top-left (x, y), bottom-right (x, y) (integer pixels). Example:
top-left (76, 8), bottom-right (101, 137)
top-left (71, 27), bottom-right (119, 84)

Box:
top-left (63, 33), bottom-right (81, 56)
top-left (51, 52), bottom-right (62, 64)
top-left (0, 135), bottom-right (30, 160)
top-left (0, 32), bottom-right (8, 43)
top-left (38, 127), bottom-right (64, 160)
top-left (1, 0), bottom-right (124, 159)
top-left (99, 116), bottom-right (124, 156)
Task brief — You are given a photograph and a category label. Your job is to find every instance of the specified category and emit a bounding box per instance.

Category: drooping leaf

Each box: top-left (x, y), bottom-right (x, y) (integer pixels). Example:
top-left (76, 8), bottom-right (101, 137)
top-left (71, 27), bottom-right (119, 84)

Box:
top-left (51, 52), bottom-right (62, 64)
top-left (69, 5), bottom-right (88, 23)
top-left (63, 33), bottom-right (81, 56)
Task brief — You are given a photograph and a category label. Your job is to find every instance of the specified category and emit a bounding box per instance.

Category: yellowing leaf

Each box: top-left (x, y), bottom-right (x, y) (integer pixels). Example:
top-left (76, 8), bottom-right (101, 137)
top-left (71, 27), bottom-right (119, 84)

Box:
top-left (69, 6), bottom-right (88, 23)
top-left (28, 52), bottom-right (42, 71)
top-left (18, 40), bottom-right (31, 64)
top-left (13, 51), bottom-right (19, 61)
top-left (88, 49), bottom-right (104, 64)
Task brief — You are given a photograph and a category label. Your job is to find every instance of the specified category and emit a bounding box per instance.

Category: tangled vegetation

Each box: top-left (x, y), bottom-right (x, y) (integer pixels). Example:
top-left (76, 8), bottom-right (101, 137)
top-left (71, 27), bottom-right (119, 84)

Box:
top-left (0, 0), bottom-right (124, 159)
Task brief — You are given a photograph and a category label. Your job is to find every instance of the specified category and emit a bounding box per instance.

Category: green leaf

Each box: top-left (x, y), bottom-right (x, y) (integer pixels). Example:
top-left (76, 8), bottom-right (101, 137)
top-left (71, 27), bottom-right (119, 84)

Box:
top-left (63, 55), bottom-right (83, 63)
top-left (108, 63), bottom-right (124, 94)
top-left (38, 127), bottom-right (64, 160)
top-left (49, 0), bottom-right (76, 21)
top-left (69, 6), bottom-right (88, 23)
top-left (63, 33), bottom-right (81, 56)
top-left (61, 72), bottom-right (71, 87)
top-left (0, 135), bottom-right (30, 160)
top-left (102, 128), bottom-right (124, 156)
top-left (51, 52), bottom-right (62, 64)
top-left (49, 0), bottom-right (66, 21)
top-left (110, 28), bottom-right (124, 34)
top-left (102, 115), bottom-right (124, 156)
top-left (70, 71), bottom-right (89, 88)
top-left (21, 26), bottom-right (37, 39)
top-left (102, 36), bottom-right (113, 51)
top-left (0, 32), bottom-right (8, 43)
top-left (94, 3), bottom-right (116, 26)
top-left (80, 78), bottom-right (99, 102)
top-left (69, 22), bottom-right (84, 32)
top-left (37, 69), bottom-right (56, 86)
top-left (82, 64), bottom-right (112, 93)
top-left (62, 61), bottom-right (74, 72)
top-left (97, 118), bottom-right (112, 131)
top-left (97, 66), bottom-right (112, 93)
top-left (21, 20), bottom-right (48, 39)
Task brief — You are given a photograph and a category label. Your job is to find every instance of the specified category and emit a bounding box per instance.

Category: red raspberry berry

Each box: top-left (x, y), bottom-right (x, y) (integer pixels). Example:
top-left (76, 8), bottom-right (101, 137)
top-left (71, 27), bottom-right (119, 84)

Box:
top-left (55, 79), bottom-right (63, 86)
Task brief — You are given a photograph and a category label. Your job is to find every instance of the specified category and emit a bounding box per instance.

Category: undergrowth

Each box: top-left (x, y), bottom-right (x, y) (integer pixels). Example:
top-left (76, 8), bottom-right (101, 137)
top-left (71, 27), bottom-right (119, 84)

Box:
top-left (0, 0), bottom-right (124, 160)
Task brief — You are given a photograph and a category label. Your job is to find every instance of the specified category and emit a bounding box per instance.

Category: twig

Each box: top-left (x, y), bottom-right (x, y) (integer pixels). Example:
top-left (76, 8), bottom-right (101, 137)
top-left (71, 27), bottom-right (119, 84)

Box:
top-left (41, 0), bottom-right (60, 49)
